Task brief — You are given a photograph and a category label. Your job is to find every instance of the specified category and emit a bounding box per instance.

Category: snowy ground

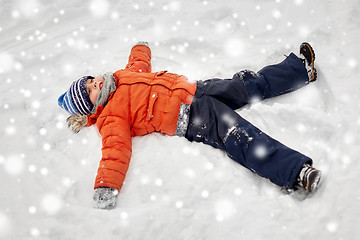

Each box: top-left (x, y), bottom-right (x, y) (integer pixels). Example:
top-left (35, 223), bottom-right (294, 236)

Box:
top-left (1, 0), bottom-right (360, 239)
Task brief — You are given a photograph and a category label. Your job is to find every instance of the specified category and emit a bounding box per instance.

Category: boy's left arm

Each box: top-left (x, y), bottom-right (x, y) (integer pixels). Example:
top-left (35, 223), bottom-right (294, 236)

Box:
top-left (94, 116), bottom-right (132, 195)
top-left (125, 42), bottom-right (152, 73)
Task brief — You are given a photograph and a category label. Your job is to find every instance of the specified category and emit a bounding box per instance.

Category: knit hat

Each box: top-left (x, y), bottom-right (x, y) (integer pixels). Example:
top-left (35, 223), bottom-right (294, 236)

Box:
top-left (58, 76), bottom-right (94, 115)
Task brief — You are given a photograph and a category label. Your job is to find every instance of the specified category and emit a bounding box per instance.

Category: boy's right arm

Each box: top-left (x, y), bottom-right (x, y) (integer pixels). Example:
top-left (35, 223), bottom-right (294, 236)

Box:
top-left (125, 42), bottom-right (152, 73)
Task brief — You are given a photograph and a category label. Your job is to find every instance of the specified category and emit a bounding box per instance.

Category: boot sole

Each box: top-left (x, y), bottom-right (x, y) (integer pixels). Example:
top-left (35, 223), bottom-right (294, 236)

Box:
top-left (307, 170), bottom-right (321, 193)
top-left (300, 42), bottom-right (317, 81)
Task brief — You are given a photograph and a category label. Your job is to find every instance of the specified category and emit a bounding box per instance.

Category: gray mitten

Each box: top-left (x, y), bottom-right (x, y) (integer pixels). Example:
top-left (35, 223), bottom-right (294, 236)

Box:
top-left (93, 187), bottom-right (118, 210)
top-left (135, 41), bottom-right (149, 47)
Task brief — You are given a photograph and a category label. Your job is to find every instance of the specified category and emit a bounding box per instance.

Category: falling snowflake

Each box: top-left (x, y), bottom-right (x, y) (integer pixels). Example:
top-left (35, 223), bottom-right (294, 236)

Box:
top-left (272, 9), bottom-right (282, 19)
top-left (89, 0), bottom-right (109, 17)
top-left (42, 194), bottom-right (63, 215)
top-left (120, 212), bottom-right (128, 220)
top-left (0, 212), bottom-right (10, 236)
top-left (254, 145), bottom-right (267, 159)
top-left (184, 168), bottom-right (196, 178)
top-left (0, 53), bottom-right (14, 73)
top-left (175, 201), bottom-right (183, 208)
top-left (234, 188), bottom-right (242, 196)
top-left (30, 227), bottom-right (40, 237)
top-left (28, 206), bottom-right (37, 214)
top-left (225, 38), bottom-right (245, 57)
top-left (299, 25), bottom-right (310, 37)
top-left (40, 168), bottom-right (49, 175)
top-left (215, 199), bottom-right (235, 221)
top-left (348, 58), bottom-right (357, 68)
top-left (5, 125), bottom-right (17, 136)
top-left (28, 165), bottom-right (36, 173)
top-left (168, 1), bottom-right (181, 11)
top-left (201, 190), bottom-right (209, 198)
top-left (4, 155), bottom-right (24, 175)
top-left (154, 178), bottom-right (163, 186)
top-left (326, 221), bottom-right (338, 233)
top-left (43, 143), bottom-right (51, 151)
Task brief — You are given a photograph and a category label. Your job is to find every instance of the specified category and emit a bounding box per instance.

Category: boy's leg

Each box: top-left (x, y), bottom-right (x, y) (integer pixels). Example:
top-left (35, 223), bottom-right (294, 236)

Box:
top-left (246, 52), bottom-right (310, 100)
top-left (196, 53), bottom-right (309, 110)
top-left (186, 96), bottom-right (312, 188)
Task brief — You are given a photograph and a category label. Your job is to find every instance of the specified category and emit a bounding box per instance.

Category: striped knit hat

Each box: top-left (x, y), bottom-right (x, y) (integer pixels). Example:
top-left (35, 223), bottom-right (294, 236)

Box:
top-left (58, 76), bottom-right (94, 115)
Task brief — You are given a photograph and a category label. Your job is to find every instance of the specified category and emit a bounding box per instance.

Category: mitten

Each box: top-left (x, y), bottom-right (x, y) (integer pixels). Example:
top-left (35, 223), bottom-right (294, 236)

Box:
top-left (135, 41), bottom-right (149, 47)
top-left (93, 187), bottom-right (118, 210)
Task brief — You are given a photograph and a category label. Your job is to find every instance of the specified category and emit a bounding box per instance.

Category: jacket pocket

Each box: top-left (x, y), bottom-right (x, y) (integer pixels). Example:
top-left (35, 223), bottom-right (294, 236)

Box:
top-left (146, 92), bottom-right (158, 121)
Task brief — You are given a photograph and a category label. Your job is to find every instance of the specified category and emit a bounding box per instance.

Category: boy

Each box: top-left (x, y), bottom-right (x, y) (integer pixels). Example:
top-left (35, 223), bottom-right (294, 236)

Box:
top-left (58, 41), bottom-right (321, 209)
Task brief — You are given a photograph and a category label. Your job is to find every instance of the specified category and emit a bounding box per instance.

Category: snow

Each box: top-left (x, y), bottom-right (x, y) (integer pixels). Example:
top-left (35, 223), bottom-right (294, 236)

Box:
top-left (1, 0), bottom-right (359, 239)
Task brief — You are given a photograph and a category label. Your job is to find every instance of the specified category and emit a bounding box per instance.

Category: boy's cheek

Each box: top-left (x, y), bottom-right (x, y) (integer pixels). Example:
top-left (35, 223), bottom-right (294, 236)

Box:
top-left (90, 92), bottom-right (98, 104)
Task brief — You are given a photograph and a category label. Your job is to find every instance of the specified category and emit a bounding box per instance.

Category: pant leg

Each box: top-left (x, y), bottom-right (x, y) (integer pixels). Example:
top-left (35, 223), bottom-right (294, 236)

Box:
top-left (245, 52), bottom-right (309, 100)
top-left (185, 95), bottom-right (312, 188)
top-left (196, 53), bottom-right (309, 110)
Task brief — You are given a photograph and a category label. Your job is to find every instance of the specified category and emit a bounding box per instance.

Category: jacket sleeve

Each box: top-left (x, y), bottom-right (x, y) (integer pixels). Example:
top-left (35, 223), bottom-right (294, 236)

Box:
top-left (125, 43), bottom-right (152, 73)
top-left (94, 116), bottom-right (132, 192)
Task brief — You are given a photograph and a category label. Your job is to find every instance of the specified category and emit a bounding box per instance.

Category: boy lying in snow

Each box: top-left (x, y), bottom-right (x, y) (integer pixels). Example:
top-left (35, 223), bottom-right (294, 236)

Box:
top-left (58, 41), bottom-right (321, 209)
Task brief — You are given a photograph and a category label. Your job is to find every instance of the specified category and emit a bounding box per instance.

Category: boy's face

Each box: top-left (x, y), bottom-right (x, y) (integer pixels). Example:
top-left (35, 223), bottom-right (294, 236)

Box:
top-left (86, 77), bottom-right (104, 104)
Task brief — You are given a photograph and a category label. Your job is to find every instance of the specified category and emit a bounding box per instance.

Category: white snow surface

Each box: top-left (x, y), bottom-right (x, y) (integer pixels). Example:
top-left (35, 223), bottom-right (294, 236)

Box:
top-left (1, 0), bottom-right (359, 239)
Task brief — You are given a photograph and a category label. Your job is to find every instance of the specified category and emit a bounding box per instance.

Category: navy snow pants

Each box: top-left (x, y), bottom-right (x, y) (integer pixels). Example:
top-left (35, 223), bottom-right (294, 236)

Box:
top-left (185, 53), bottom-right (312, 188)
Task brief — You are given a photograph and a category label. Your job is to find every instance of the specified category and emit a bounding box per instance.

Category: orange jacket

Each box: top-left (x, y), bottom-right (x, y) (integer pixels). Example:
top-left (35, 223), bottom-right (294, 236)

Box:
top-left (86, 44), bottom-right (197, 191)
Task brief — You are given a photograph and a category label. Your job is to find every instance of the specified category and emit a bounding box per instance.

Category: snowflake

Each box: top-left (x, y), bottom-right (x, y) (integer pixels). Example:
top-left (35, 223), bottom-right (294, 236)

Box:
top-left (11, 10), bottom-right (20, 18)
top-left (30, 228), bottom-right (40, 237)
top-left (215, 199), bottom-right (235, 221)
top-left (272, 9), bottom-right (282, 19)
top-left (326, 221), bottom-right (338, 233)
top-left (40, 168), bottom-right (49, 175)
top-left (295, 0), bottom-right (304, 5)
top-left (0, 53), bottom-right (14, 73)
top-left (299, 25), bottom-right (310, 37)
top-left (348, 58), bottom-right (357, 68)
top-left (0, 212), bottom-right (10, 236)
top-left (225, 39), bottom-right (244, 57)
top-left (4, 155), bottom-right (24, 175)
top-left (234, 188), bottom-right (242, 196)
top-left (184, 168), bottom-right (196, 178)
top-left (175, 201), bottom-right (183, 208)
top-left (5, 125), bottom-right (17, 136)
top-left (254, 145), bottom-right (268, 159)
top-left (28, 206), bottom-right (37, 214)
top-left (201, 190), bottom-right (209, 198)
top-left (42, 194), bottom-right (63, 215)
top-left (28, 165), bottom-right (36, 173)
top-left (31, 100), bottom-right (40, 109)
top-left (154, 178), bottom-right (163, 186)
top-left (17, 0), bottom-right (40, 17)
top-left (168, 1), bottom-right (181, 11)
top-left (121, 212), bottom-right (128, 219)
top-left (205, 162), bottom-right (214, 170)
top-left (89, 0), bottom-right (109, 18)
top-left (43, 143), bottom-right (51, 151)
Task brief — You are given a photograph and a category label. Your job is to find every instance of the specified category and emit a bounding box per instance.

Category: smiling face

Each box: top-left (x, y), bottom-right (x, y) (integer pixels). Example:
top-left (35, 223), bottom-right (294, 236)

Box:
top-left (86, 77), bottom-right (104, 104)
